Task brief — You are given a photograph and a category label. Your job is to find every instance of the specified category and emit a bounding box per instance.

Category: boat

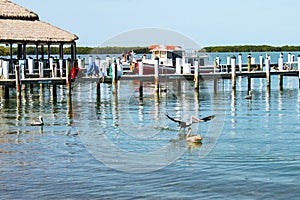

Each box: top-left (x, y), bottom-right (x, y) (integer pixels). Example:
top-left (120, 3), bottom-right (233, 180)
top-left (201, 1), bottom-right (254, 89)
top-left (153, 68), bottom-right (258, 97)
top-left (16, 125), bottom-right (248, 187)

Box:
top-left (124, 45), bottom-right (213, 75)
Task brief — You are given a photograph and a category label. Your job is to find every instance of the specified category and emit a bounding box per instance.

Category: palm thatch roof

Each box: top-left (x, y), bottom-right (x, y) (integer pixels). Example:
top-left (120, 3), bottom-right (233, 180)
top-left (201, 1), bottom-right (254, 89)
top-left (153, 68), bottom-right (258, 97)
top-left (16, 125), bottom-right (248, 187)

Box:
top-left (0, 0), bottom-right (78, 44)
top-left (0, 0), bottom-right (38, 20)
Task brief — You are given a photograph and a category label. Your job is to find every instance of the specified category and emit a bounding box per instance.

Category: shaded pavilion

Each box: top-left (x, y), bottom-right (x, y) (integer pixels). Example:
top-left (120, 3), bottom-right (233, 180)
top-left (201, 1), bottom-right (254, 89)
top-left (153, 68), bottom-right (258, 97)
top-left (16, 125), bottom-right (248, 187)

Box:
top-left (0, 0), bottom-right (78, 70)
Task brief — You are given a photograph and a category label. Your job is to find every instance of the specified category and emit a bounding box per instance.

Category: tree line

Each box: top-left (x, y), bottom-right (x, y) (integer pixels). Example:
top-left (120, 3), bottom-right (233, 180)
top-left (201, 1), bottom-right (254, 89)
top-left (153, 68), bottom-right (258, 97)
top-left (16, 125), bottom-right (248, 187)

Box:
top-left (201, 45), bottom-right (300, 52)
top-left (0, 46), bottom-right (149, 56)
top-left (1, 45), bottom-right (300, 56)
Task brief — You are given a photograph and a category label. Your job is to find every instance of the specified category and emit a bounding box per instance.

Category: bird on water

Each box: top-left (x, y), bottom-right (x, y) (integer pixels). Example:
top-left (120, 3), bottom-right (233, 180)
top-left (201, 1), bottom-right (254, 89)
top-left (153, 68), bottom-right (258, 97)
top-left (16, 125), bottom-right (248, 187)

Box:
top-left (31, 116), bottom-right (44, 126)
top-left (186, 127), bottom-right (202, 143)
top-left (245, 90), bottom-right (252, 100)
top-left (165, 113), bottom-right (215, 131)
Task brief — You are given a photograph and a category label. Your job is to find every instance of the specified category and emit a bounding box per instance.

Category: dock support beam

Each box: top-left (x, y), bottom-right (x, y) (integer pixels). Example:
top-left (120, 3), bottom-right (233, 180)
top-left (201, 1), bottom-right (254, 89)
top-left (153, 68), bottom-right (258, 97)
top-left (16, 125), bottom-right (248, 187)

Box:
top-left (259, 55), bottom-right (264, 71)
top-left (266, 57), bottom-right (271, 88)
top-left (279, 75), bottom-right (283, 91)
top-left (112, 59), bottom-right (118, 94)
top-left (15, 65), bottom-right (21, 97)
top-left (231, 56), bottom-right (236, 90)
top-left (154, 59), bottom-right (159, 94)
top-left (1, 86), bottom-right (9, 99)
top-left (194, 61), bottom-right (199, 91)
top-left (96, 82), bottom-right (101, 98)
top-left (139, 81), bottom-right (143, 100)
top-left (248, 77), bottom-right (252, 92)
top-left (66, 59), bottom-right (71, 95)
top-left (238, 53), bottom-right (242, 73)
top-left (247, 53), bottom-right (251, 72)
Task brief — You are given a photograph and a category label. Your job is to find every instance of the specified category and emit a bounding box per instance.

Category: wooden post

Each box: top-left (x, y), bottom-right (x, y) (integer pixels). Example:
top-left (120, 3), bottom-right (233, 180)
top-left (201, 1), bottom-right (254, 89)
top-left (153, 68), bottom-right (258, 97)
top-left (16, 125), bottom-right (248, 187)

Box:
top-left (66, 59), bottom-right (71, 95)
top-left (265, 57), bottom-right (271, 88)
top-left (278, 53), bottom-right (284, 71)
top-left (154, 59), bottom-right (159, 93)
top-left (238, 53), bottom-right (242, 73)
top-left (248, 77), bottom-right (252, 92)
top-left (52, 84), bottom-right (57, 100)
top-left (1, 86), bottom-right (9, 99)
top-left (231, 56), bottom-right (236, 90)
top-left (89, 55), bottom-right (93, 66)
top-left (176, 58), bottom-right (181, 74)
top-left (2, 60), bottom-right (9, 79)
top-left (39, 61), bottom-right (44, 78)
top-left (226, 55), bottom-right (230, 73)
top-left (174, 79), bottom-right (181, 95)
top-left (247, 53), bottom-right (251, 72)
top-left (59, 59), bottom-right (63, 78)
top-left (67, 94), bottom-right (73, 119)
top-left (112, 59), bottom-right (118, 94)
top-left (259, 55), bottom-right (264, 71)
top-left (214, 79), bottom-right (218, 94)
top-left (279, 75), bottom-right (283, 91)
top-left (139, 80), bottom-right (143, 100)
top-left (194, 60), bottom-right (199, 91)
top-left (138, 62), bottom-right (144, 75)
top-left (15, 65), bottom-right (21, 96)
top-left (96, 82), bottom-right (101, 97)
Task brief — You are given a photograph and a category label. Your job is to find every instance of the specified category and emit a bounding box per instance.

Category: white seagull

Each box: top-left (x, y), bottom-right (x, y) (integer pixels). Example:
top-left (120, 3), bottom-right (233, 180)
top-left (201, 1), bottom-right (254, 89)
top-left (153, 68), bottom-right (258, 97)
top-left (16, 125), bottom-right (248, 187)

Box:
top-left (31, 116), bottom-right (44, 126)
top-left (166, 113), bottom-right (215, 131)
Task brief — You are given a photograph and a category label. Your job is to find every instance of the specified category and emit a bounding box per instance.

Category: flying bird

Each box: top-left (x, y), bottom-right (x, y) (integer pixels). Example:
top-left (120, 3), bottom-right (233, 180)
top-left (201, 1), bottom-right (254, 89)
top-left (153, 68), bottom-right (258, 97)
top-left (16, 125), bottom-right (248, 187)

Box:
top-left (165, 113), bottom-right (215, 131)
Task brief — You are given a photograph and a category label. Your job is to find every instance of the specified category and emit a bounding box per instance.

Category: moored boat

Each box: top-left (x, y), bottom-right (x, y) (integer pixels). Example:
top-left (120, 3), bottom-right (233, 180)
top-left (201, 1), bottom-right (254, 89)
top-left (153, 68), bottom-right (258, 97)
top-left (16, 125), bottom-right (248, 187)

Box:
top-left (128, 45), bottom-right (213, 75)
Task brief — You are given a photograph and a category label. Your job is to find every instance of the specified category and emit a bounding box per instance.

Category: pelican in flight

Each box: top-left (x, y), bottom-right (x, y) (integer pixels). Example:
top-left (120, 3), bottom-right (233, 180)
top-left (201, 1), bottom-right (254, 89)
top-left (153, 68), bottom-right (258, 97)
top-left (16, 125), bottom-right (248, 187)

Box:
top-left (165, 113), bottom-right (215, 131)
top-left (245, 90), bottom-right (252, 100)
top-left (31, 116), bottom-right (44, 126)
top-left (186, 128), bottom-right (202, 143)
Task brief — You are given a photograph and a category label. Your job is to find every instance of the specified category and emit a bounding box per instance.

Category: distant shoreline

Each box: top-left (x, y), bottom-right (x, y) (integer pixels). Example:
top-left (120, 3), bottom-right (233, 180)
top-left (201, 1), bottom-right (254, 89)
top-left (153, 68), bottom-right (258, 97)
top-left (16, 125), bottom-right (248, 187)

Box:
top-left (1, 45), bottom-right (300, 56)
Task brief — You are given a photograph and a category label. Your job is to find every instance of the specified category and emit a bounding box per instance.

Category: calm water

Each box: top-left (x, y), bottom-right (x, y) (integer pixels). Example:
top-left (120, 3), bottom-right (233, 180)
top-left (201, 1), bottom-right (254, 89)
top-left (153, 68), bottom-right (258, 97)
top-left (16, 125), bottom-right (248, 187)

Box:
top-left (1, 70), bottom-right (300, 199)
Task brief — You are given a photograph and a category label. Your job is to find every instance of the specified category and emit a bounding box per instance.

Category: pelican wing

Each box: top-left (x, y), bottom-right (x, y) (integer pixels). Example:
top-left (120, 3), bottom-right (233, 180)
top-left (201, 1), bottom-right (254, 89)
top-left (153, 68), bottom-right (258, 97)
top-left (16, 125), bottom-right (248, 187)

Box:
top-left (192, 115), bottom-right (215, 123)
top-left (165, 114), bottom-right (182, 124)
top-left (198, 115), bottom-right (215, 122)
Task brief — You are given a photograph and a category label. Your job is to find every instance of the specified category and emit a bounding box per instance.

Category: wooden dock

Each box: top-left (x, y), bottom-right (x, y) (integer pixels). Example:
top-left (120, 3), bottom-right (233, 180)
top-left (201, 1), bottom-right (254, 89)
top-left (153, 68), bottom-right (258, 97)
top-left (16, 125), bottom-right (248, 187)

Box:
top-left (0, 57), bottom-right (299, 100)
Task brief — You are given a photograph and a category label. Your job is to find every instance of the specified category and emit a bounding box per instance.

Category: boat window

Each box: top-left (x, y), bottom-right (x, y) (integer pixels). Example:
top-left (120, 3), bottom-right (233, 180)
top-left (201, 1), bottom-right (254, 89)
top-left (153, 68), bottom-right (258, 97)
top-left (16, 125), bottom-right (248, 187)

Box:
top-left (160, 51), bottom-right (166, 58)
top-left (167, 52), bottom-right (173, 59)
top-left (173, 51), bottom-right (183, 58)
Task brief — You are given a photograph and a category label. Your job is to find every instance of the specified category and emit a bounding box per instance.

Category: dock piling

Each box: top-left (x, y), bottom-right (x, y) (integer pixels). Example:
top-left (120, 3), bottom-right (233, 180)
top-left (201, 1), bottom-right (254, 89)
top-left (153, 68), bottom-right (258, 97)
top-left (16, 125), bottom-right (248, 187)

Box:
top-left (247, 53), bottom-right (251, 72)
top-left (265, 57), bottom-right (271, 88)
top-left (238, 53), bottom-right (242, 73)
top-left (138, 62), bottom-right (144, 75)
top-left (39, 61), bottom-right (44, 78)
top-left (278, 53), bottom-right (284, 71)
top-left (231, 56), bottom-right (236, 90)
top-left (59, 59), bottom-right (63, 78)
top-left (176, 58), bottom-right (182, 74)
top-left (194, 61), bottom-right (199, 91)
top-left (15, 65), bottom-right (21, 96)
top-left (259, 55), bottom-right (264, 71)
top-left (154, 59), bottom-right (159, 93)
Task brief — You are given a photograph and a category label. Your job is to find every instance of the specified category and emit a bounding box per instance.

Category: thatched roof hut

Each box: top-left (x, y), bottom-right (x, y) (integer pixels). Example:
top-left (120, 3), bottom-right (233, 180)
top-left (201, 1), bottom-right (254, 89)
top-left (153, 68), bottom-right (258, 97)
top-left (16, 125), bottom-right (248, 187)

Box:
top-left (0, 0), bottom-right (79, 66)
top-left (0, 0), bottom-right (78, 44)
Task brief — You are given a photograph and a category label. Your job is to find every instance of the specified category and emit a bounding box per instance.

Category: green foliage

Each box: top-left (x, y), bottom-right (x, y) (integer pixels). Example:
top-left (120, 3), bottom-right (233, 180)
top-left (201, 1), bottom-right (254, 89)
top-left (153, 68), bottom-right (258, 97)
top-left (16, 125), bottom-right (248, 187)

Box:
top-left (0, 46), bottom-right (9, 56)
top-left (87, 46), bottom-right (149, 54)
top-left (202, 45), bottom-right (300, 52)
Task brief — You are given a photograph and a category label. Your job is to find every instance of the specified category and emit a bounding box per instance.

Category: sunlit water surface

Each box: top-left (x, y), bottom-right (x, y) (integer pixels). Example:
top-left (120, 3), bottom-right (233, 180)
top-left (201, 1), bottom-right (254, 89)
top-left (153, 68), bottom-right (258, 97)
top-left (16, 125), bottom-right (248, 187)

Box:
top-left (0, 75), bottom-right (299, 199)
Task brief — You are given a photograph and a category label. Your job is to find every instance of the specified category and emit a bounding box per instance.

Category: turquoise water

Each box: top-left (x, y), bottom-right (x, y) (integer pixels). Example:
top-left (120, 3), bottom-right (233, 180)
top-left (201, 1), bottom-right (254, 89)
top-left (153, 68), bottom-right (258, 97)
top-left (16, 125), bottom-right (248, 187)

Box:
top-left (0, 70), bottom-right (300, 199)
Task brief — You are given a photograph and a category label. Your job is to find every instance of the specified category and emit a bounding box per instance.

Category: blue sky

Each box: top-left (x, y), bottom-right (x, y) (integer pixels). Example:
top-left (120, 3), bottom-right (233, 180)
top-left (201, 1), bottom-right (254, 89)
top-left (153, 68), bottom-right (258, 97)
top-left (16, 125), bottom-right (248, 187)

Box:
top-left (13, 0), bottom-right (300, 48)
